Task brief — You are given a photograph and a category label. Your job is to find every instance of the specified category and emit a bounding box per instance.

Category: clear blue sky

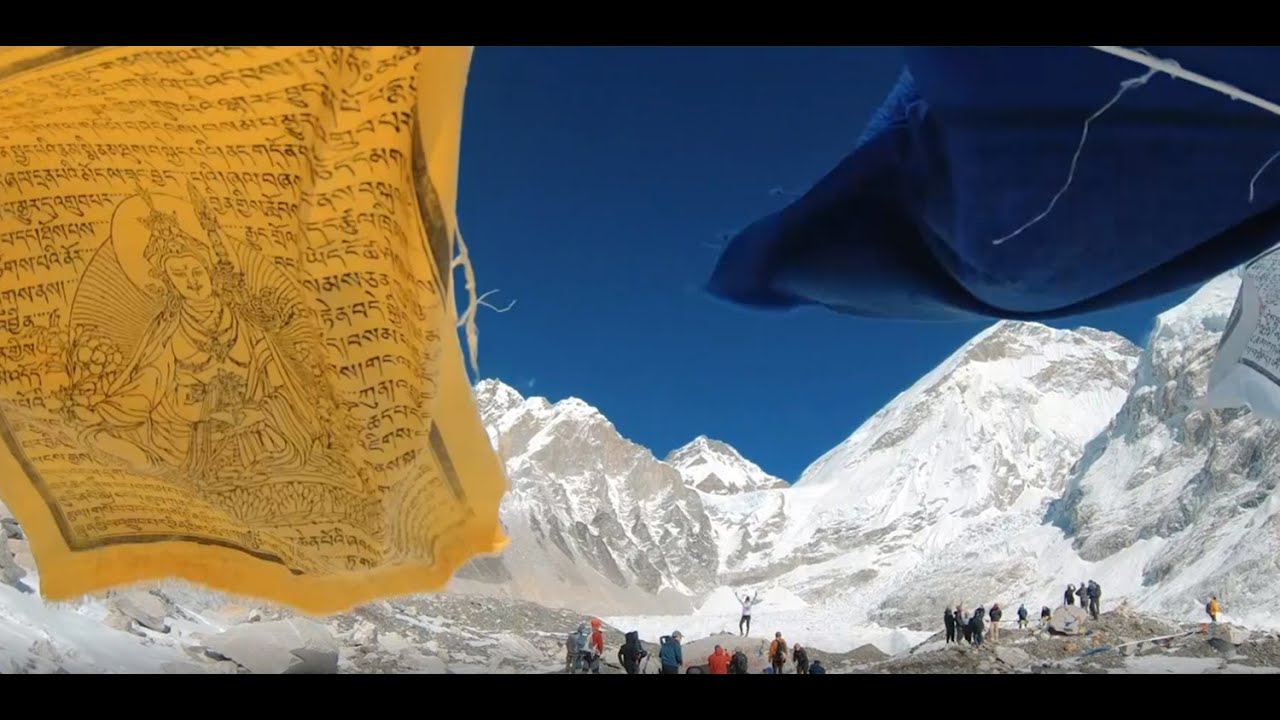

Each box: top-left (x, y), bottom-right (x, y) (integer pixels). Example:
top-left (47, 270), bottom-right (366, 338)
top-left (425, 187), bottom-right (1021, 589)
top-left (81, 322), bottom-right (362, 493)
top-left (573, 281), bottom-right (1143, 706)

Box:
top-left (456, 46), bottom-right (1195, 482)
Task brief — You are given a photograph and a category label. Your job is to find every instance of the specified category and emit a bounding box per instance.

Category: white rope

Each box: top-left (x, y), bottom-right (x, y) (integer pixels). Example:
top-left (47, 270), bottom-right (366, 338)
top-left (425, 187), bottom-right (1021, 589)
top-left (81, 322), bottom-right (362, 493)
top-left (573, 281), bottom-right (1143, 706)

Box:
top-left (990, 63), bottom-right (1157, 246)
top-left (1091, 46), bottom-right (1280, 204)
top-left (1089, 46), bottom-right (1280, 120)
top-left (993, 46), bottom-right (1280, 245)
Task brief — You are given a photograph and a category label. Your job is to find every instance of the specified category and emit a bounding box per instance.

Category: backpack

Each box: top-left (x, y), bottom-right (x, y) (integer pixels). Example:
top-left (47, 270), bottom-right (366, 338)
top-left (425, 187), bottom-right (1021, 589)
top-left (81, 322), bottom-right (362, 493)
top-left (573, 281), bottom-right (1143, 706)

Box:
top-left (575, 631), bottom-right (591, 654)
top-left (772, 640), bottom-right (787, 663)
top-left (620, 631), bottom-right (642, 663)
top-left (730, 651), bottom-right (748, 674)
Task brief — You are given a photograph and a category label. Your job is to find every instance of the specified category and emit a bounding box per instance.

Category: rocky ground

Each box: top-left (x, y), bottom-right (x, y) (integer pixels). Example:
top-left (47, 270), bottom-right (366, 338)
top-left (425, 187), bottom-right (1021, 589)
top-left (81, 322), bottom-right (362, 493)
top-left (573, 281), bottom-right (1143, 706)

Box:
top-left (828, 602), bottom-right (1280, 675)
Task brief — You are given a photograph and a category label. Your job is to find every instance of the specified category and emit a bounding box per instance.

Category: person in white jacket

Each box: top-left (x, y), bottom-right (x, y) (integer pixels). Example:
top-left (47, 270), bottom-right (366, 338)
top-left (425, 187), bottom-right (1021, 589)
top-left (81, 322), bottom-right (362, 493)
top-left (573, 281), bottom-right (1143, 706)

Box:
top-left (735, 591), bottom-right (761, 636)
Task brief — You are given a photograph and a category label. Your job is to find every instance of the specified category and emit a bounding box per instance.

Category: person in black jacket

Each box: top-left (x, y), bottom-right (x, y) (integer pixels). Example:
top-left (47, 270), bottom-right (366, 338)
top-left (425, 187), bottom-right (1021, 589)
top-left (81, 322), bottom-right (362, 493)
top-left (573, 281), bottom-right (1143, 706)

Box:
top-left (971, 606), bottom-right (986, 647)
top-left (1064, 584), bottom-right (1075, 606)
top-left (792, 643), bottom-right (810, 674)
top-left (1040, 606), bottom-right (1052, 627)
top-left (943, 607), bottom-right (956, 643)
top-left (809, 660), bottom-right (826, 674)
top-left (1087, 580), bottom-right (1101, 619)
top-left (617, 630), bottom-right (647, 674)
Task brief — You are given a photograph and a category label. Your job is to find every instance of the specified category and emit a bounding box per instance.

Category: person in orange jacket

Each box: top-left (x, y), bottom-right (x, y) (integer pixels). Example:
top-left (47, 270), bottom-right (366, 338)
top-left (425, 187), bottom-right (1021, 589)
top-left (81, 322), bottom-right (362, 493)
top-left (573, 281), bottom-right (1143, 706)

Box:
top-left (707, 644), bottom-right (730, 674)
top-left (1207, 596), bottom-right (1220, 623)
top-left (767, 632), bottom-right (788, 674)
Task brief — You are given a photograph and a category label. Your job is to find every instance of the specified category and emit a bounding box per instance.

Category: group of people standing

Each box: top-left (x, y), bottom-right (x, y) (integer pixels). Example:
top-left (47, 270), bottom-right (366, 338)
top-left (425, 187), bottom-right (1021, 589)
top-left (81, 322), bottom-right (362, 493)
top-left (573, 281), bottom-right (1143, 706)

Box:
top-left (1064, 580), bottom-right (1102, 620)
top-left (944, 602), bottom-right (1036, 646)
top-left (940, 581), bottom-right (1108, 648)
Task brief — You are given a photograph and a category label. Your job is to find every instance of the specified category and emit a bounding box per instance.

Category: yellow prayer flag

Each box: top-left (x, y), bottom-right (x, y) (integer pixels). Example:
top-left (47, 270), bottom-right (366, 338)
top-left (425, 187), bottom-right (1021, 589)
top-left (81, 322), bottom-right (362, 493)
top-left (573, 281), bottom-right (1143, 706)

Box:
top-left (0, 46), bottom-right (509, 614)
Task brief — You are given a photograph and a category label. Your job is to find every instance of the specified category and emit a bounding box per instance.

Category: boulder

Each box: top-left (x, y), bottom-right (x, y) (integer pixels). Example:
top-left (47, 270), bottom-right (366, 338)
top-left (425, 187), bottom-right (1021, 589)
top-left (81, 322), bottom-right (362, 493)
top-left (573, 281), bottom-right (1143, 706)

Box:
top-left (0, 547), bottom-right (26, 586)
top-left (1, 518), bottom-right (23, 539)
top-left (1209, 624), bottom-right (1249, 646)
top-left (111, 590), bottom-right (170, 633)
top-left (103, 608), bottom-right (141, 636)
top-left (995, 645), bottom-right (1032, 669)
top-left (396, 650), bottom-right (448, 674)
top-left (349, 620), bottom-right (377, 646)
top-left (1207, 637), bottom-right (1235, 655)
top-left (377, 631), bottom-right (412, 654)
top-left (7, 539), bottom-right (34, 573)
top-left (1048, 605), bottom-right (1089, 636)
top-left (204, 618), bottom-right (338, 674)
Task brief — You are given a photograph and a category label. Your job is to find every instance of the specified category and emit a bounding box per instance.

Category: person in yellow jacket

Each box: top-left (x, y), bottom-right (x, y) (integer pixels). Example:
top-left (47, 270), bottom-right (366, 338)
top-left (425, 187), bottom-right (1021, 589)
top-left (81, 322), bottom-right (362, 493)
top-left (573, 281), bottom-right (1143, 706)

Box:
top-left (1207, 596), bottom-right (1220, 623)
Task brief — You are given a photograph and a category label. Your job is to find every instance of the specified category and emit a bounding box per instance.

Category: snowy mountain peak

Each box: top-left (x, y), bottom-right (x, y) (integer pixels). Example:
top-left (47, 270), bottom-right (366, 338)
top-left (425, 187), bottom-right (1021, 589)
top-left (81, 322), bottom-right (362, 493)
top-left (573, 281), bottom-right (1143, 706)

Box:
top-left (474, 379), bottom-right (526, 424)
top-left (665, 435), bottom-right (788, 495)
top-left (728, 320), bottom-right (1145, 623)
top-left (463, 378), bottom-right (718, 613)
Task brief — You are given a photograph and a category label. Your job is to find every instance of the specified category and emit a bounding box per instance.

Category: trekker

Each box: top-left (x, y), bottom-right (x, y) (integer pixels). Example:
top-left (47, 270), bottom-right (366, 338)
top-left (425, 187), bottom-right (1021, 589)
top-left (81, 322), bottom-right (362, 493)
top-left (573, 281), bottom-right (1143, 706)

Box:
top-left (961, 611), bottom-right (973, 644)
top-left (572, 618), bottom-right (604, 673)
top-left (943, 607), bottom-right (956, 643)
top-left (768, 632), bottom-right (788, 674)
top-left (1064, 584), bottom-right (1075, 606)
top-left (1207, 596), bottom-right (1220, 623)
top-left (1076, 582), bottom-right (1088, 608)
top-left (658, 631), bottom-right (684, 674)
top-left (729, 647), bottom-right (749, 674)
top-left (809, 659), bottom-right (826, 674)
top-left (1039, 606), bottom-right (1051, 627)
top-left (707, 644), bottom-right (730, 674)
top-left (587, 617), bottom-right (605, 672)
top-left (1087, 580), bottom-right (1101, 620)
top-left (971, 606), bottom-right (985, 647)
top-left (618, 630), bottom-right (647, 674)
top-left (792, 643), bottom-right (810, 674)
top-left (565, 625), bottom-right (582, 672)
top-left (1017, 604), bottom-right (1029, 629)
top-left (989, 603), bottom-right (1003, 642)
top-left (568, 622), bottom-right (592, 673)
top-left (736, 590), bottom-right (760, 636)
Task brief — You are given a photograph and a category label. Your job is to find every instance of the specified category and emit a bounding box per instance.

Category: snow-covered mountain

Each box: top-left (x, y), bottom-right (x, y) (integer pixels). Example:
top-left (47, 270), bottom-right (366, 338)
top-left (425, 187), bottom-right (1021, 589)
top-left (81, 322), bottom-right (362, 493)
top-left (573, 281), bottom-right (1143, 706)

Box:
top-left (664, 435), bottom-right (791, 580)
top-left (1048, 270), bottom-right (1280, 629)
top-left (665, 436), bottom-right (788, 495)
top-left (449, 380), bottom-right (719, 615)
top-left (746, 321), bottom-right (1143, 627)
top-left (453, 280), bottom-right (1280, 636)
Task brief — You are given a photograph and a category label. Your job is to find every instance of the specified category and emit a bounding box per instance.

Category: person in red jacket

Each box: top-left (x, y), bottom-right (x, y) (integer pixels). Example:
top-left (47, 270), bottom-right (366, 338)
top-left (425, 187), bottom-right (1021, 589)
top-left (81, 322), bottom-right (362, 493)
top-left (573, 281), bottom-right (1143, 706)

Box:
top-left (707, 644), bottom-right (730, 674)
top-left (589, 618), bottom-right (605, 653)
top-left (583, 618), bottom-right (605, 673)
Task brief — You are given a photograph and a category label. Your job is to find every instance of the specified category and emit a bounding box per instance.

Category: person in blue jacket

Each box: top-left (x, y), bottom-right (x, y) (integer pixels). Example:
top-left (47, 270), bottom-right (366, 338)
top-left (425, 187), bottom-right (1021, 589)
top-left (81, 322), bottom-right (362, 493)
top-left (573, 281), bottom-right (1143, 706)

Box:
top-left (658, 630), bottom-right (683, 674)
top-left (809, 660), bottom-right (826, 674)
